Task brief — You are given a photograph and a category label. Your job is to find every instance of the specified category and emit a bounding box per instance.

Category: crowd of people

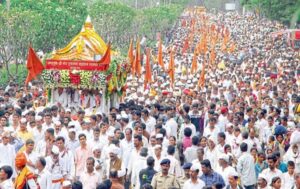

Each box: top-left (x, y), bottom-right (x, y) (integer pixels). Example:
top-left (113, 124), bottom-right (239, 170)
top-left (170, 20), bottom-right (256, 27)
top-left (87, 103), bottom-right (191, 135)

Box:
top-left (0, 7), bottom-right (300, 189)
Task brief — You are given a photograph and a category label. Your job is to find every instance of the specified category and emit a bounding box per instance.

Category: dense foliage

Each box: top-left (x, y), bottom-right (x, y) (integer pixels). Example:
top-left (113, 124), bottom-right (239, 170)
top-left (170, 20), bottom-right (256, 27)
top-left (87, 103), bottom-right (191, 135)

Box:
top-left (241, 0), bottom-right (300, 26)
top-left (0, 0), bottom-right (188, 85)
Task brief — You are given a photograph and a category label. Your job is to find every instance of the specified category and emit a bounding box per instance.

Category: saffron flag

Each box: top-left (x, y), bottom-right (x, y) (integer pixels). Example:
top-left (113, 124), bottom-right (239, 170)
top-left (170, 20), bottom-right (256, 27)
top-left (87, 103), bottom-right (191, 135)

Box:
top-left (191, 50), bottom-right (198, 74)
top-left (198, 59), bottom-right (206, 88)
top-left (135, 38), bottom-right (141, 77)
top-left (182, 38), bottom-right (189, 54)
top-left (157, 38), bottom-right (165, 70)
top-left (168, 50), bottom-right (175, 86)
top-left (98, 43), bottom-right (111, 64)
top-left (144, 48), bottom-right (152, 89)
top-left (128, 39), bottom-right (135, 75)
top-left (25, 47), bottom-right (45, 85)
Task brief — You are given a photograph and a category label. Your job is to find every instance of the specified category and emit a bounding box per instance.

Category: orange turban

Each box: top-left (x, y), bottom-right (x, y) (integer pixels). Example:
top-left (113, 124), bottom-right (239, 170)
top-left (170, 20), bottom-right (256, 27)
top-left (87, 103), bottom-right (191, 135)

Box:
top-left (15, 152), bottom-right (27, 168)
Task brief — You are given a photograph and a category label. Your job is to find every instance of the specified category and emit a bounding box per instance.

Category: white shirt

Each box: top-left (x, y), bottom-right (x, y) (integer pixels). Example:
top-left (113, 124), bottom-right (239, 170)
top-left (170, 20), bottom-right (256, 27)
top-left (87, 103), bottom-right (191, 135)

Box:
top-left (0, 179), bottom-right (14, 189)
top-left (218, 166), bottom-right (236, 186)
top-left (165, 118), bottom-right (178, 138)
top-left (183, 178), bottom-right (205, 189)
top-left (261, 168), bottom-right (283, 185)
top-left (131, 156), bottom-right (148, 189)
top-left (218, 114), bottom-right (229, 133)
top-left (179, 123), bottom-right (196, 140)
top-left (203, 126), bottom-right (220, 139)
top-left (59, 149), bottom-right (75, 180)
top-left (166, 155), bottom-right (182, 177)
top-left (32, 127), bottom-right (45, 144)
top-left (24, 151), bottom-right (39, 173)
top-left (142, 116), bottom-right (156, 134)
top-left (184, 145), bottom-right (198, 163)
top-left (0, 143), bottom-right (16, 168)
top-left (120, 139), bottom-right (134, 169)
top-left (282, 172), bottom-right (294, 189)
top-left (36, 168), bottom-right (52, 189)
top-left (237, 152), bottom-right (257, 186)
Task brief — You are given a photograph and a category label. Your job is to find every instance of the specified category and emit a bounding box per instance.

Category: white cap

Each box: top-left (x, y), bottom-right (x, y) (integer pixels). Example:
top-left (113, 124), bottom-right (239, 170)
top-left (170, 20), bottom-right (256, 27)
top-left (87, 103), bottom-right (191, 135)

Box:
top-left (228, 170), bottom-right (239, 177)
top-left (68, 121), bottom-right (75, 127)
top-left (54, 121), bottom-right (61, 126)
top-left (208, 135), bottom-right (217, 144)
top-left (20, 118), bottom-right (27, 124)
top-left (108, 131), bottom-right (114, 137)
top-left (51, 145), bottom-right (60, 154)
top-left (219, 154), bottom-right (230, 162)
top-left (62, 180), bottom-right (72, 187)
top-left (96, 111), bottom-right (103, 116)
top-left (68, 128), bottom-right (76, 133)
top-left (92, 145), bottom-right (103, 152)
top-left (109, 145), bottom-right (120, 155)
top-left (22, 110), bottom-right (28, 116)
top-left (190, 164), bottom-right (201, 172)
top-left (116, 114), bottom-right (121, 120)
top-left (258, 173), bottom-right (268, 182)
top-left (66, 108), bottom-right (72, 113)
top-left (156, 133), bottom-right (163, 139)
top-left (35, 115), bottom-right (43, 121)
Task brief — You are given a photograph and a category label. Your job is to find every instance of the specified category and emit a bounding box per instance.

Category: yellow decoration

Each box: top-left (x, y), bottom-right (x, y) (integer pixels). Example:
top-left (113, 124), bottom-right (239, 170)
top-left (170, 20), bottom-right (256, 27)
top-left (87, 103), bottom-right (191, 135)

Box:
top-left (51, 16), bottom-right (115, 60)
top-left (218, 60), bottom-right (226, 70)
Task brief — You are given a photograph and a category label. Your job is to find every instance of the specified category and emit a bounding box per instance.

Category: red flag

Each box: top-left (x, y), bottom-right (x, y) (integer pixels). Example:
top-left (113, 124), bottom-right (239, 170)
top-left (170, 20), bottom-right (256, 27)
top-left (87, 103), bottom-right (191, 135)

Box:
top-left (135, 38), bottom-right (141, 77)
top-left (25, 47), bottom-right (44, 85)
top-left (144, 48), bottom-right (152, 89)
top-left (168, 50), bottom-right (175, 87)
top-left (128, 39), bottom-right (135, 75)
top-left (157, 38), bottom-right (165, 71)
top-left (98, 43), bottom-right (111, 64)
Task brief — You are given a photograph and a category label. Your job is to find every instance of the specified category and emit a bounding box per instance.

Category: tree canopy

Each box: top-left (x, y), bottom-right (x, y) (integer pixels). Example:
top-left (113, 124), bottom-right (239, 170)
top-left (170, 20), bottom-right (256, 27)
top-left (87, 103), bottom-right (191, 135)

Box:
top-left (0, 0), bottom-right (188, 84)
top-left (241, 0), bottom-right (300, 26)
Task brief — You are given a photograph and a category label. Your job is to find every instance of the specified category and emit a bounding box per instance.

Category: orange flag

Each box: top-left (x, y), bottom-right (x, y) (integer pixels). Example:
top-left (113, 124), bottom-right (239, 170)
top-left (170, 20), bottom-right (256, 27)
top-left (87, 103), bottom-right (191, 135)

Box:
top-left (157, 38), bottom-right (165, 71)
top-left (210, 49), bottom-right (216, 64)
top-left (128, 39), bottom-right (135, 75)
top-left (191, 50), bottom-right (198, 74)
top-left (98, 43), bottom-right (111, 64)
top-left (168, 49), bottom-right (175, 86)
top-left (135, 38), bottom-right (141, 77)
top-left (198, 58), bottom-right (206, 88)
top-left (182, 38), bottom-right (189, 54)
top-left (144, 48), bottom-right (152, 89)
top-left (25, 47), bottom-right (45, 85)
top-left (229, 42), bottom-right (236, 53)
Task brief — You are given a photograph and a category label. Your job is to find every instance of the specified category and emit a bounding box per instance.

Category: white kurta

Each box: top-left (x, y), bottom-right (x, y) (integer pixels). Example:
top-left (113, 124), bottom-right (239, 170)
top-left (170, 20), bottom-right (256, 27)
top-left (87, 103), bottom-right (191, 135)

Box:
top-left (0, 143), bottom-right (16, 168)
top-left (131, 156), bottom-right (148, 189)
top-left (36, 168), bottom-right (52, 189)
top-left (45, 156), bottom-right (66, 189)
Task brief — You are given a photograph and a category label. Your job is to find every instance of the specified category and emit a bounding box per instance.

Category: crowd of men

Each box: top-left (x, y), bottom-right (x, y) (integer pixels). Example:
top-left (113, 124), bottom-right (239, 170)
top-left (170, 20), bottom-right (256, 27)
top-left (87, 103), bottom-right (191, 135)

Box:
top-left (0, 7), bottom-right (300, 189)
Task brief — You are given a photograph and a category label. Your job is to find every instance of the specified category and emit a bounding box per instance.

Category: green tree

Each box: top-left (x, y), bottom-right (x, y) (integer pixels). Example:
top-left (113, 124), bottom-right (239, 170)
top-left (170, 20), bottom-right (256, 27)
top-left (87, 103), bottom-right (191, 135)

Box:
top-left (0, 7), bottom-right (39, 81)
top-left (10, 0), bottom-right (88, 52)
top-left (242, 0), bottom-right (300, 26)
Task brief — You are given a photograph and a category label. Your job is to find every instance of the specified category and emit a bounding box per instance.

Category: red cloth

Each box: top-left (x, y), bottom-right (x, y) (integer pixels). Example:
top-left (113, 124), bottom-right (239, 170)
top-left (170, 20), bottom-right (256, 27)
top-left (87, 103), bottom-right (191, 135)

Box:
top-left (25, 47), bottom-right (44, 85)
top-left (295, 31), bottom-right (300, 40)
top-left (98, 43), bottom-right (111, 64)
top-left (183, 137), bottom-right (192, 150)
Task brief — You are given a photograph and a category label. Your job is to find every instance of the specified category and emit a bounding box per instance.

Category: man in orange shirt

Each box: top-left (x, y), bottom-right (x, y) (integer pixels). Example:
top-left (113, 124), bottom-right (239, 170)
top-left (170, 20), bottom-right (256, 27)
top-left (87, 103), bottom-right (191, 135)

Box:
top-left (75, 133), bottom-right (93, 178)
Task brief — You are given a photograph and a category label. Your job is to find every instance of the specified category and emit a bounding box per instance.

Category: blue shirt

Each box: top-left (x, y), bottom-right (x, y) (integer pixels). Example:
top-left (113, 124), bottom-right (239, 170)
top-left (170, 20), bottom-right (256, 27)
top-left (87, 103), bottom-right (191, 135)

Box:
top-left (255, 161), bottom-right (268, 178)
top-left (200, 171), bottom-right (225, 188)
top-left (278, 162), bottom-right (288, 173)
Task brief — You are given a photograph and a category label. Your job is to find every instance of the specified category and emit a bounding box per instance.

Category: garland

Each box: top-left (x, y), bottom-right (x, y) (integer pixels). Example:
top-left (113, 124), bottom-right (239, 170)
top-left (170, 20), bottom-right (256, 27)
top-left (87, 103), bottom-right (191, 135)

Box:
top-left (42, 54), bottom-right (130, 98)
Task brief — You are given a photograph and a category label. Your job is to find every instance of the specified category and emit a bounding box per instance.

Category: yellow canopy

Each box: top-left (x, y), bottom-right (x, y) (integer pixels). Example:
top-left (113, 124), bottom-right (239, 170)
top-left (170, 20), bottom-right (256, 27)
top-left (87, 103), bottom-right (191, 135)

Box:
top-left (51, 16), bottom-right (109, 60)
